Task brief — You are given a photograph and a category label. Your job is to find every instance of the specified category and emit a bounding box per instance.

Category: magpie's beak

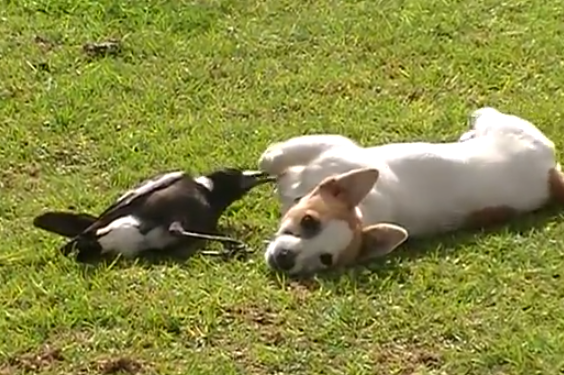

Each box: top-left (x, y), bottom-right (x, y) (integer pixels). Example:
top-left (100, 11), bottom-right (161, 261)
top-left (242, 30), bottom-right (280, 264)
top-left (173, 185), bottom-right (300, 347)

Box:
top-left (241, 170), bottom-right (277, 190)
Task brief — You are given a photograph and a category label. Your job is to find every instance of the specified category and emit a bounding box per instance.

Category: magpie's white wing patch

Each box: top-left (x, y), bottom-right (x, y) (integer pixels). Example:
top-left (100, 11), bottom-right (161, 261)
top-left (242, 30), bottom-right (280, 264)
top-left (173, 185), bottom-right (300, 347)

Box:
top-left (194, 176), bottom-right (214, 191)
top-left (97, 215), bottom-right (144, 256)
top-left (116, 171), bottom-right (186, 206)
top-left (96, 215), bottom-right (176, 257)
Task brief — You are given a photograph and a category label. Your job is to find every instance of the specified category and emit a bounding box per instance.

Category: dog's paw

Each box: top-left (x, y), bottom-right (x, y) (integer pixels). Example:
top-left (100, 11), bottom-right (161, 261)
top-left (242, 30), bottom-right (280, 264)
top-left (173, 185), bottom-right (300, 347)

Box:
top-left (468, 107), bottom-right (500, 128)
top-left (458, 130), bottom-right (475, 142)
top-left (258, 142), bottom-right (285, 175)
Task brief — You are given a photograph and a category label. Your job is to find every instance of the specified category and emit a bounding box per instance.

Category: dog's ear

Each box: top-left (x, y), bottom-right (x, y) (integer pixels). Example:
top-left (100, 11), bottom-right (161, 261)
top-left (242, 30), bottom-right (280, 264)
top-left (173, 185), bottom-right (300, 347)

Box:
top-left (357, 223), bottom-right (408, 262)
top-left (317, 168), bottom-right (379, 208)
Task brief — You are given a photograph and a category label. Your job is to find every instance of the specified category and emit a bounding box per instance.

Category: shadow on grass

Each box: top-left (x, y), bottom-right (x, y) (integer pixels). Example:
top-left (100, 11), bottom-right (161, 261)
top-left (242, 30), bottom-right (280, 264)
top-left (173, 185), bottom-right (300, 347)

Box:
top-left (267, 205), bottom-right (564, 292)
top-left (79, 223), bottom-right (260, 271)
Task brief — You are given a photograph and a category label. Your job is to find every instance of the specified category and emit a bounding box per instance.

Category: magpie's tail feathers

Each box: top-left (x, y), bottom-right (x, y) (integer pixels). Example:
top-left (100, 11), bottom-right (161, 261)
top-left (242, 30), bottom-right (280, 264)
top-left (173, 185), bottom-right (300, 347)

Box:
top-left (33, 211), bottom-right (97, 238)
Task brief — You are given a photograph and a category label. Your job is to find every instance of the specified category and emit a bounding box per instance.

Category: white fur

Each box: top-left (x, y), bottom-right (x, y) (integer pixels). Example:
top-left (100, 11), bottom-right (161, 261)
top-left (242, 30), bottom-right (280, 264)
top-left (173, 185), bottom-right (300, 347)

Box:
top-left (260, 107), bottom-right (559, 274)
top-left (266, 220), bottom-right (353, 275)
top-left (258, 134), bottom-right (359, 176)
top-left (96, 215), bottom-right (176, 257)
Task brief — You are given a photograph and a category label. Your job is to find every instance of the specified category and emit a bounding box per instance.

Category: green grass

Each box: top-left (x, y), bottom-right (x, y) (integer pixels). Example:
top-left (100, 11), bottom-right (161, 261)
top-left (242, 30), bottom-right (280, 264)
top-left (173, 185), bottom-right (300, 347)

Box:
top-left (1, 0), bottom-right (564, 373)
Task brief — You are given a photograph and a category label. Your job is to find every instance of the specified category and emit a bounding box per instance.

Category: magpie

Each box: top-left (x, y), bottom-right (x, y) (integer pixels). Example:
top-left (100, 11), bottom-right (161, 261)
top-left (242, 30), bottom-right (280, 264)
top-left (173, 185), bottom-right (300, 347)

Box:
top-left (32, 168), bottom-right (275, 262)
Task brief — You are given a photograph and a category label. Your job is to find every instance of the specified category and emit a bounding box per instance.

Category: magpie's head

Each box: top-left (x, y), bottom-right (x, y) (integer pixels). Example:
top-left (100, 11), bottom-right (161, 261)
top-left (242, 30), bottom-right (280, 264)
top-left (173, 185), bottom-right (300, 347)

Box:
top-left (196, 168), bottom-right (275, 211)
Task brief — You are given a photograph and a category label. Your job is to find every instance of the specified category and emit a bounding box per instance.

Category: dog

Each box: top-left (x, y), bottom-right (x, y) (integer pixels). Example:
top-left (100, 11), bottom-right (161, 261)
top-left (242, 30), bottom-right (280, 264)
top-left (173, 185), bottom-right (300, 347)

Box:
top-left (258, 107), bottom-right (564, 276)
top-left (33, 168), bottom-right (275, 262)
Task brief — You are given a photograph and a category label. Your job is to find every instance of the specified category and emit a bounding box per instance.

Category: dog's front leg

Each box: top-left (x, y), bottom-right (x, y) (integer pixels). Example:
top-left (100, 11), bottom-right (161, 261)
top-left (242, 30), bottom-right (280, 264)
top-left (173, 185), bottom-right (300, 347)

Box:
top-left (258, 134), bottom-right (358, 175)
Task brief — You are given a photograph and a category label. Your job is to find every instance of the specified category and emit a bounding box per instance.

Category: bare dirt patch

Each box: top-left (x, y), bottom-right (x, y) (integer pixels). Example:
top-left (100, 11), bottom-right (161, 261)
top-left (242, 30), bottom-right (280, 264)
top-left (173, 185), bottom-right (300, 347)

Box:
top-left (224, 303), bottom-right (282, 327)
top-left (1, 346), bottom-right (64, 374)
top-left (0, 162), bottom-right (41, 190)
top-left (96, 357), bottom-right (145, 375)
top-left (372, 343), bottom-right (442, 374)
top-left (74, 355), bottom-right (149, 375)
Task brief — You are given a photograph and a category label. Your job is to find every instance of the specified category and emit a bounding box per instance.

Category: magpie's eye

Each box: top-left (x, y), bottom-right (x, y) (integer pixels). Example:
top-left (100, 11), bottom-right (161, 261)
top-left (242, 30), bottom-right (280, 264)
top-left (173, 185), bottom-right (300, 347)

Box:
top-left (319, 253), bottom-right (333, 266)
top-left (300, 214), bottom-right (320, 236)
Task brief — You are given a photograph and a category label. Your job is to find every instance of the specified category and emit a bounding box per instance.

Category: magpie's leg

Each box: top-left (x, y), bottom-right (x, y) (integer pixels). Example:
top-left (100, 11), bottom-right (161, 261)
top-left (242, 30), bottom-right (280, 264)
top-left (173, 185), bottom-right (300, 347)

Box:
top-left (168, 222), bottom-right (251, 258)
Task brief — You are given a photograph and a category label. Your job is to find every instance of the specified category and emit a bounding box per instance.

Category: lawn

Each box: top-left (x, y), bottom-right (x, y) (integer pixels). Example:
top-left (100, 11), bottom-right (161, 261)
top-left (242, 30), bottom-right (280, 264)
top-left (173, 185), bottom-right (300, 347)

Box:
top-left (1, 0), bottom-right (564, 373)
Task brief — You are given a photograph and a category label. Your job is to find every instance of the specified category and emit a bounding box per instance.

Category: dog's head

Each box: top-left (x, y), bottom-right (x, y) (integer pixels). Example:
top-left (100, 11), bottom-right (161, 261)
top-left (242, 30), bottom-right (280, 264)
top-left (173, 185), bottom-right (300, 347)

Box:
top-left (264, 167), bottom-right (408, 276)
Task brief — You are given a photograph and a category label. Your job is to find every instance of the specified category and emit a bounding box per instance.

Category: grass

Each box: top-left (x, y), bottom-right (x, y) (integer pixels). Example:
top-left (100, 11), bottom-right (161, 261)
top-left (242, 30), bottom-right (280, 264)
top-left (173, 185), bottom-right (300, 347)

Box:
top-left (1, 0), bottom-right (564, 373)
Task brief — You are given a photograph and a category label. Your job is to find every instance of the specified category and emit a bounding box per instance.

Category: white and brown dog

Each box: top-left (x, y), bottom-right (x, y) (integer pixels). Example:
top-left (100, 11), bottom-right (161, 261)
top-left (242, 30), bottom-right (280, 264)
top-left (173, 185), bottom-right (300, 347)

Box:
top-left (258, 107), bottom-right (564, 276)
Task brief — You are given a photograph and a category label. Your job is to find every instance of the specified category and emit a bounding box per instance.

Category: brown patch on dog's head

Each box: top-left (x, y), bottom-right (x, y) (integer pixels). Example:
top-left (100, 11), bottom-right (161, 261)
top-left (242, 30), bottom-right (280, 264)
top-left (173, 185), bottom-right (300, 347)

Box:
top-left (265, 168), bottom-right (408, 275)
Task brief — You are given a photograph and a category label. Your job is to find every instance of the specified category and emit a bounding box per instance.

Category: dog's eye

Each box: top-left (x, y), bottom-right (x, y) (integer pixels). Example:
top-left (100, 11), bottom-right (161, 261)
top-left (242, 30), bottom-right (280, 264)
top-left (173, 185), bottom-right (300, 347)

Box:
top-left (300, 214), bottom-right (320, 236)
top-left (319, 253), bottom-right (333, 266)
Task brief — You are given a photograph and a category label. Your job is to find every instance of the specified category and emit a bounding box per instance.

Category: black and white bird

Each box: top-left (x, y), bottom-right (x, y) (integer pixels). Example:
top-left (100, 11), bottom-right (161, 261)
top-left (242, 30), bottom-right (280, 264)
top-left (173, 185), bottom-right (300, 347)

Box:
top-left (32, 168), bottom-right (275, 262)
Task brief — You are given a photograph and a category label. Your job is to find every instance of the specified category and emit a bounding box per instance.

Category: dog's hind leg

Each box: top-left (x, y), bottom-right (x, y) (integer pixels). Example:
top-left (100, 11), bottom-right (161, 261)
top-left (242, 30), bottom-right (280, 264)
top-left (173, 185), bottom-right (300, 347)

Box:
top-left (258, 134), bottom-right (358, 176)
top-left (469, 107), bottom-right (555, 150)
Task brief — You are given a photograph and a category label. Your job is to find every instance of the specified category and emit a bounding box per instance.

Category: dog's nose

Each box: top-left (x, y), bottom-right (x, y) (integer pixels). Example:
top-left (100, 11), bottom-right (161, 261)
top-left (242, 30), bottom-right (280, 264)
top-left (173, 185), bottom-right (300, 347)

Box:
top-left (274, 248), bottom-right (296, 271)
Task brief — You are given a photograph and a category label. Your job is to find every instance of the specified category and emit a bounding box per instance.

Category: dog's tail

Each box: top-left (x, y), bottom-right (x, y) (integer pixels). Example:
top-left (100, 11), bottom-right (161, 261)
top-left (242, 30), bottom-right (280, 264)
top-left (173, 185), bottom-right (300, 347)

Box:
top-left (33, 211), bottom-right (97, 238)
top-left (549, 162), bottom-right (564, 206)
top-left (258, 135), bottom-right (358, 176)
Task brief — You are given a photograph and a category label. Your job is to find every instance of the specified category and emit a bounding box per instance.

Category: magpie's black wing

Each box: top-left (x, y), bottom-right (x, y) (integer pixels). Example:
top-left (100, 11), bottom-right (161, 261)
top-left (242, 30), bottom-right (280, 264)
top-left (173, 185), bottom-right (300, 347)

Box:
top-left (80, 171), bottom-right (189, 234)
